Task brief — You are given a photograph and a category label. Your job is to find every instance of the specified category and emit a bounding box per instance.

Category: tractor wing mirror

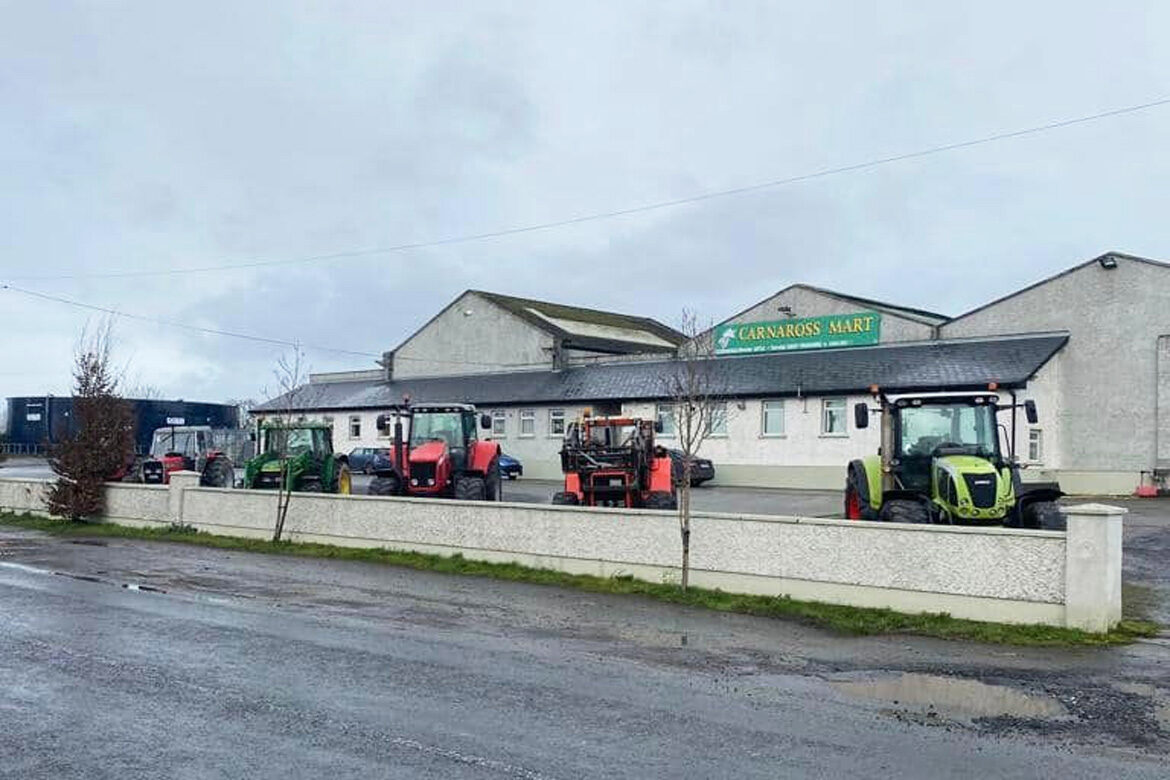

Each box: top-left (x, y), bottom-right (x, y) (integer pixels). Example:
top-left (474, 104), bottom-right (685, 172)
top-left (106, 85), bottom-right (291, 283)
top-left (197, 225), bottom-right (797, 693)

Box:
top-left (854, 403), bottom-right (870, 429)
top-left (376, 414), bottom-right (390, 433)
top-left (480, 413), bottom-right (492, 430)
top-left (1023, 399), bottom-right (1038, 425)
top-left (654, 420), bottom-right (664, 434)
top-left (248, 432), bottom-right (257, 442)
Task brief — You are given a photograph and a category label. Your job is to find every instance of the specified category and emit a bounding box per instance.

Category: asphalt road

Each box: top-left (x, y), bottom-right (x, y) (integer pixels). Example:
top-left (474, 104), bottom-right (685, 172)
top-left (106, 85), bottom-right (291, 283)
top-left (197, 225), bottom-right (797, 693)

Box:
top-left (2, 526), bottom-right (1169, 778)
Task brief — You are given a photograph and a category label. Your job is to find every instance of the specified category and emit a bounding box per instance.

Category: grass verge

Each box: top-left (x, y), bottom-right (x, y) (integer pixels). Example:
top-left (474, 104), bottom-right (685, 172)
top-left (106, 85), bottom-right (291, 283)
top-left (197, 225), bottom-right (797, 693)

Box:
top-left (0, 512), bottom-right (1159, 646)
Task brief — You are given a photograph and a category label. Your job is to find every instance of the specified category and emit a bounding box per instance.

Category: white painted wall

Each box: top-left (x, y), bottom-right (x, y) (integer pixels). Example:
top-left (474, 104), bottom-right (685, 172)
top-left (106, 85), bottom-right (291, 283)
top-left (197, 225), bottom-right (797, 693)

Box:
top-left (393, 291), bottom-right (553, 379)
top-left (0, 476), bottom-right (1124, 631)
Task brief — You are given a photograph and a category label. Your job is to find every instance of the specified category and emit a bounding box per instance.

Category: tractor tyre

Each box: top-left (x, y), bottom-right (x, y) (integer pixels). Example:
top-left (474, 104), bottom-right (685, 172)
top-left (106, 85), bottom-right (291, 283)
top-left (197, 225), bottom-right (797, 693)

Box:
top-left (299, 477), bottom-right (323, 493)
top-left (1021, 501), bottom-right (1066, 531)
top-left (879, 499), bottom-right (931, 524)
top-left (454, 476), bottom-right (487, 501)
top-left (201, 457), bottom-right (234, 488)
top-left (485, 458), bottom-right (501, 501)
top-left (368, 474), bottom-right (401, 496)
top-left (644, 491), bottom-right (677, 511)
top-left (334, 464), bottom-right (352, 495)
top-left (551, 491), bottom-right (579, 506)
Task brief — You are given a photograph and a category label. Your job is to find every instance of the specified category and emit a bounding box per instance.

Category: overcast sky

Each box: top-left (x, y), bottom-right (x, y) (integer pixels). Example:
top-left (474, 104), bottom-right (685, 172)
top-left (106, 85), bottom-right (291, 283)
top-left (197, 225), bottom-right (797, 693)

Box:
top-left (3, 1), bottom-right (1169, 405)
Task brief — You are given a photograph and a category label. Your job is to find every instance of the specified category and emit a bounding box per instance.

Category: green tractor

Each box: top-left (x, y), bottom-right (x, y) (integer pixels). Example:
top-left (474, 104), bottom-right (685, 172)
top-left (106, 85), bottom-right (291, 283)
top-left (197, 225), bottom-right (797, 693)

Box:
top-left (243, 420), bottom-right (352, 495)
top-left (845, 389), bottom-right (1064, 529)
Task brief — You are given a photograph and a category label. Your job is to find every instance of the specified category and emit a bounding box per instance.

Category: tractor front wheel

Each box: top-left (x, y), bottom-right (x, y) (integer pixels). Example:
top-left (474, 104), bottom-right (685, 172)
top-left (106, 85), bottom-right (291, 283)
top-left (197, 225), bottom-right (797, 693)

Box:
top-left (1021, 501), bottom-right (1066, 531)
top-left (454, 476), bottom-right (487, 501)
top-left (335, 465), bottom-right (352, 495)
top-left (644, 491), bottom-right (677, 511)
top-left (879, 499), bottom-right (931, 524)
top-left (201, 457), bottom-right (234, 488)
top-left (368, 474), bottom-right (401, 496)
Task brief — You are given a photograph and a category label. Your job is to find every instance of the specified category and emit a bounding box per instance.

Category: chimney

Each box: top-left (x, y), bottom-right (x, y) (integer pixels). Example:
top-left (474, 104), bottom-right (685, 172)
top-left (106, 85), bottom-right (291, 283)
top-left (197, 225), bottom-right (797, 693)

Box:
top-left (380, 351), bottom-right (395, 382)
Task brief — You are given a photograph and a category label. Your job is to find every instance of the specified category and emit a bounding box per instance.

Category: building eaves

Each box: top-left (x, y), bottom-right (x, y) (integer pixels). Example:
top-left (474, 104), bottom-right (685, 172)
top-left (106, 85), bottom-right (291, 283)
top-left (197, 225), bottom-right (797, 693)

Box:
top-left (472, 290), bottom-right (685, 345)
top-left (254, 332), bottom-right (1068, 413)
top-left (944, 251), bottom-right (1169, 328)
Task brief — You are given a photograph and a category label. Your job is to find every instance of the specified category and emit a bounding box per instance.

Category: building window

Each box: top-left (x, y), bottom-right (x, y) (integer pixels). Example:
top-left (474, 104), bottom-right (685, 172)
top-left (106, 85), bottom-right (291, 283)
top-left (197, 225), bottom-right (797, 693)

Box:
top-left (349, 416), bottom-right (361, 439)
top-left (1028, 429), bottom-right (1043, 462)
top-left (821, 399), bottom-right (847, 436)
top-left (761, 400), bottom-right (785, 436)
top-left (706, 403), bottom-right (728, 437)
top-left (656, 404), bottom-right (675, 438)
top-left (549, 408), bottom-right (565, 437)
top-left (519, 409), bottom-right (535, 437)
top-left (491, 410), bottom-right (506, 437)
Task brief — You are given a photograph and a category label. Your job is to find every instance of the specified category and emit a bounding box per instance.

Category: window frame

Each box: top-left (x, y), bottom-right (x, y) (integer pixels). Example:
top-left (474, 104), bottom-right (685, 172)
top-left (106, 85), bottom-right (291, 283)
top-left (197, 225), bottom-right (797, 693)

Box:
top-left (705, 402), bottom-right (728, 438)
top-left (491, 410), bottom-right (507, 437)
top-left (348, 415), bottom-right (361, 440)
top-left (1027, 428), bottom-right (1043, 463)
top-left (655, 403), bottom-right (676, 438)
top-left (760, 399), bottom-right (785, 437)
top-left (518, 409), bottom-right (536, 438)
top-left (820, 398), bottom-right (848, 437)
top-left (548, 408), bottom-right (566, 438)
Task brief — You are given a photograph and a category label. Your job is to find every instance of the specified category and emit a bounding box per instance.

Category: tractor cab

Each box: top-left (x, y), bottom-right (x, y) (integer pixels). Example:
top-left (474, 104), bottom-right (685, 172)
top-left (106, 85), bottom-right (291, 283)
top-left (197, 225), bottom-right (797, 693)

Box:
top-left (243, 420), bottom-right (351, 494)
top-left (553, 415), bottom-right (676, 509)
top-left (370, 403), bottom-right (501, 500)
top-left (848, 389), bottom-right (1064, 528)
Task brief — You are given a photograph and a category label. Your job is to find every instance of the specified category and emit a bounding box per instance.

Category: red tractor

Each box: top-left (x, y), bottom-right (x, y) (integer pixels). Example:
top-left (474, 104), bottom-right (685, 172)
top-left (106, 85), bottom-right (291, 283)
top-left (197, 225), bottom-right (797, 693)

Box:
top-left (368, 403), bottom-right (502, 501)
top-left (553, 415), bottom-right (677, 509)
top-left (139, 425), bottom-right (243, 488)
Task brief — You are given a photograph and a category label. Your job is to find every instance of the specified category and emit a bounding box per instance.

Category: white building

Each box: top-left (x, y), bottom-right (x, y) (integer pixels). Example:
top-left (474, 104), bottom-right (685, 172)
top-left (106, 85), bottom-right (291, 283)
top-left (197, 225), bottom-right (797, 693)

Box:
top-left (255, 253), bottom-right (1170, 495)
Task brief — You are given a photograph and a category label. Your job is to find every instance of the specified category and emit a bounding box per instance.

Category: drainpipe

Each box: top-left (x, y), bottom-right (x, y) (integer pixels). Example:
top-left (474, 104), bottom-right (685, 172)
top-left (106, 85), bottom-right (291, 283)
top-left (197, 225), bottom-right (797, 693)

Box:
top-left (1156, 335), bottom-right (1170, 483)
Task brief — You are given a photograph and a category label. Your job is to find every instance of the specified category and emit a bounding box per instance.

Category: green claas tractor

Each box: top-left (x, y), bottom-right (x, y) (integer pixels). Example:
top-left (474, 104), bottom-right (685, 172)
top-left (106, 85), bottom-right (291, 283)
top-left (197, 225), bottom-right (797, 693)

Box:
top-left (845, 389), bottom-right (1064, 529)
top-left (243, 420), bottom-right (352, 494)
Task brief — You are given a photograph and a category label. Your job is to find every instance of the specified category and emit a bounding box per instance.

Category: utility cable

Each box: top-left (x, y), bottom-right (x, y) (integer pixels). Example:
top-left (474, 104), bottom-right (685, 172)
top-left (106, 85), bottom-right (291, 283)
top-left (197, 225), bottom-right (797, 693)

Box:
top-left (0, 282), bottom-right (558, 369)
top-left (6, 95), bottom-right (1170, 282)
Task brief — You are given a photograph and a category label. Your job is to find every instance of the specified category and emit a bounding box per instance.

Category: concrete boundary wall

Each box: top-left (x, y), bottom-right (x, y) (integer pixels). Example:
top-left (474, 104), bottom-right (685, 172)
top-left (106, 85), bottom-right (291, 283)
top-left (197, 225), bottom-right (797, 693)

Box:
top-left (0, 475), bottom-right (1124, 631)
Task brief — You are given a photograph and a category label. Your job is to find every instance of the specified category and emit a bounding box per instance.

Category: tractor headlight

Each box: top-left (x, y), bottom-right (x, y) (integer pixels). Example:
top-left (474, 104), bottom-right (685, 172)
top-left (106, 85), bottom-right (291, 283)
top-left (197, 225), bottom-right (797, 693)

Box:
top-left (410, 478), bottom-right (418, 486)
top-left (426, 479), bottom-right (434, 486)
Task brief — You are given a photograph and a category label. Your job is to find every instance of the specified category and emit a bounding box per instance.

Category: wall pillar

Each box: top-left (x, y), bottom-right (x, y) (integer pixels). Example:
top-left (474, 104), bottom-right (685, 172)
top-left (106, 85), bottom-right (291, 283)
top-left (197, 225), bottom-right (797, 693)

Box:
top-left (1063, 503), bottom-right (1125, 631)
top-left (167, 471), bottom-right (200, 524)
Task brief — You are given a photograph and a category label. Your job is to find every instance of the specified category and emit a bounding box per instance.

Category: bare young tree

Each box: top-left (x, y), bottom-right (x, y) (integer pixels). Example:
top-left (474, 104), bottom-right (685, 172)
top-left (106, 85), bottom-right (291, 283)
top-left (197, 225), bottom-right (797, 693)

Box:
top-left (660, 310), bottom-right (728, 590)
top-left (47, 319), bottom-right (136, 522)
top-left (260, 344), bottom-right (315, 542)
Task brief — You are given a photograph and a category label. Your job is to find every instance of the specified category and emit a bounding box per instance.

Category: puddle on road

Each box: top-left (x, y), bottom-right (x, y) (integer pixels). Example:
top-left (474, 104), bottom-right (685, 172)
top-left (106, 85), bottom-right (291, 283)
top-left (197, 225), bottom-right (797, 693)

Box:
top-left (831, 672), bottom-right (1067, 720)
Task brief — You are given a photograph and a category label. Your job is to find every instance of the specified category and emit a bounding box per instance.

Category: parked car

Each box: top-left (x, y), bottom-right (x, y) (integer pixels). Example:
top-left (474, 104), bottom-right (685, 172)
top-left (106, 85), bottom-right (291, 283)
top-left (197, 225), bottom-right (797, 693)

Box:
top-left (667, 449), bottom-right (715, 486)
top-left (499, 452), bottom-right (523, 479)
top-left (347, 447), bottom-right (389, 474)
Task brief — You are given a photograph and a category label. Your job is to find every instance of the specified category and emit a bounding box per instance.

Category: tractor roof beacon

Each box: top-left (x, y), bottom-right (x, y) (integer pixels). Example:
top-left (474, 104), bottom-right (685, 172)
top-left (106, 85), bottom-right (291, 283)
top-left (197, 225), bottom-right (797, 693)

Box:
top-left (846, 388), bottom-right (1065, 529)
top-left (368, 402), bottom-right (502, 502)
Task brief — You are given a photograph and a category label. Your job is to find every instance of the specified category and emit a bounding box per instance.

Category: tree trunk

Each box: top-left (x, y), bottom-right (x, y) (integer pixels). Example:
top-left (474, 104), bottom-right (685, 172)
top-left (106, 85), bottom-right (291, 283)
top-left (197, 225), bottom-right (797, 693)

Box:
top-left (273, 462), bottom-right (290, 542)
top-left (679, 458), bottom-right (692, 590)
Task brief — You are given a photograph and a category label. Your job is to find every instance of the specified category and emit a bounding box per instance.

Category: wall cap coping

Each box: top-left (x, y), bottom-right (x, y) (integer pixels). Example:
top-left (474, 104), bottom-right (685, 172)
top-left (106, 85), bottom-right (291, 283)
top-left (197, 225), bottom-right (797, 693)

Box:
top-left (1064, 503), bottom-right (1128, 517)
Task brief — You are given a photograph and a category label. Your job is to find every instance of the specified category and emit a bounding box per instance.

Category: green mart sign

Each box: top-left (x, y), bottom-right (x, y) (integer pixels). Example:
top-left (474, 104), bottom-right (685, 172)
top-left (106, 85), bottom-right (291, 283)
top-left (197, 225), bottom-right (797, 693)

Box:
top-left (714, 312), bottom-right (881, 355)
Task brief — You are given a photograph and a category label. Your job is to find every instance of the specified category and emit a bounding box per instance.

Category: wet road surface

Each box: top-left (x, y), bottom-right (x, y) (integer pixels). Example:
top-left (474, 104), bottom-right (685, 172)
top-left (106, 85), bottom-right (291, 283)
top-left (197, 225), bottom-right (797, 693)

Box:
top-left (2, 527), bottom-right (1168, 779)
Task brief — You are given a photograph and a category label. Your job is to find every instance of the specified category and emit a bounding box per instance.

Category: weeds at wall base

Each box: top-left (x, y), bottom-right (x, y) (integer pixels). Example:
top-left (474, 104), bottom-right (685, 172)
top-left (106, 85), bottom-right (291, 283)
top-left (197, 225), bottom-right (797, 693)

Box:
top-left (0, 512), bottom-right (1158, 647)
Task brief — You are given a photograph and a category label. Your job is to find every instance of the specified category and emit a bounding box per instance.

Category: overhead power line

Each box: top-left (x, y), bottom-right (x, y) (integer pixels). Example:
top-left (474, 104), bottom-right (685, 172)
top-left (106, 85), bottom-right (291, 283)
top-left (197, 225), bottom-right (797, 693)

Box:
top-left (0, 283), bottom-right (555, 369)
top-left (7, 94), bottom-right (1170, 282)
top-left (0, 283), bottom-right (381, 359)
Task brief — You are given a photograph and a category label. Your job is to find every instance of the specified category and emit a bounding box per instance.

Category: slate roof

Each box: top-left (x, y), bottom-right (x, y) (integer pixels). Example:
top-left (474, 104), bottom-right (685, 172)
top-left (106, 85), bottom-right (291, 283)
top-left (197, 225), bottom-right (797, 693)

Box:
top-left (255, 333), bottom-right (1068, 413)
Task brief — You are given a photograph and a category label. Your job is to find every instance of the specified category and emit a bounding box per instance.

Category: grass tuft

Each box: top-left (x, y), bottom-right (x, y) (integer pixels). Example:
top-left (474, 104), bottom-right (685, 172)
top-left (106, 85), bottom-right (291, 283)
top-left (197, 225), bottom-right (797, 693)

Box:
top-left (1, 511), bottom-right (1159, 646)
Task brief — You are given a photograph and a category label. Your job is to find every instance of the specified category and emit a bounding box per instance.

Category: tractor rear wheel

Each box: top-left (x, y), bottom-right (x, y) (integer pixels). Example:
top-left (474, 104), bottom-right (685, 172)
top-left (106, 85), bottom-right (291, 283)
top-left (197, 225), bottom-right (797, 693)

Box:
top-left (644, 491), bottom-right (677, 511)
top-left (454, 476), bottom-right (487, 501)
top-left (1022, 501), bottom-right (1066, 531)
top-left (368, 474), bottom-right (401, 496)
top-left (879, 499), bottom-right (931, 524)
top-left (201, 457), bottom-right (234, 488)
top-left (551, 491), bottom-right (579, 505)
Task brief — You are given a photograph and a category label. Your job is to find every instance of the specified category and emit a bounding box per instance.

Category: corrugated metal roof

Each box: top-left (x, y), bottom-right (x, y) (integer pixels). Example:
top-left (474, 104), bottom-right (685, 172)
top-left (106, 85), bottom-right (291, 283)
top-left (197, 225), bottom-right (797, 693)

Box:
top-left (254, 333), bottom-right (1068, 412)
